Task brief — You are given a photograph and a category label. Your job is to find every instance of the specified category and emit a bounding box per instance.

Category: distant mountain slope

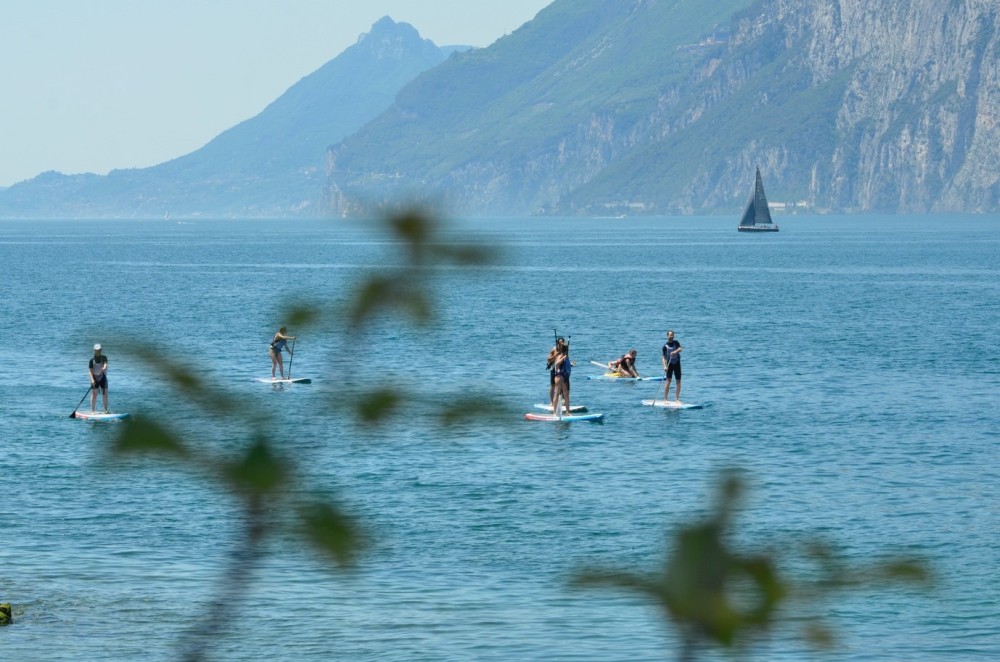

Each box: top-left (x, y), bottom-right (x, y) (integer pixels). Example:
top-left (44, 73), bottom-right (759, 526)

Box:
top-left (0, 17), bottom-right (459, 218)
top-left (325, 0), bottom-right (1000, 215)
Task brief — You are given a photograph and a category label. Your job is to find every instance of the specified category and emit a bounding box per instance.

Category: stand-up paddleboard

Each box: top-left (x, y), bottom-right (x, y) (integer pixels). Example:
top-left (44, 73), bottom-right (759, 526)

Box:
top-left (73, 410), bottom-right (130, 421)
top-left (533, 404), bottom-right (588, 413)
top-left (254, 377), bottom-right (312, 384)
top-left (524, 412), bottom-right (605, 422)
top-left (641, 399), bottom-right (703, 410)
top-left (588, 373), bottom-right (666, 382)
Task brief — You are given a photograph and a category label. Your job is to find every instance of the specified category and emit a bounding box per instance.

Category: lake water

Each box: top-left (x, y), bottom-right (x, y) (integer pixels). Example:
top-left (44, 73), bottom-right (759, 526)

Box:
top-left (1, 215), bottom-right (998, 660)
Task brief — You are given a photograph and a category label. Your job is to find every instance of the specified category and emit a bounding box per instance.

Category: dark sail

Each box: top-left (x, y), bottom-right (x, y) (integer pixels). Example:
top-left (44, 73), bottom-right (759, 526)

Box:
top-left (738, 166), bottom-right (778, 231)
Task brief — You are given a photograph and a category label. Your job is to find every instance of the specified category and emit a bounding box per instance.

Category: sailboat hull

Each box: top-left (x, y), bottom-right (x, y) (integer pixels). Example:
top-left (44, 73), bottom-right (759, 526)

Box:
top-left (738, 225), bottom-right (779, 232)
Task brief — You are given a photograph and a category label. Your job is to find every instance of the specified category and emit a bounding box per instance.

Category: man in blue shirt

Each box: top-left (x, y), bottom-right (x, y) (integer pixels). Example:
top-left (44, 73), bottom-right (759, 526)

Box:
top-left (661, 330), bottom-right (682, 401)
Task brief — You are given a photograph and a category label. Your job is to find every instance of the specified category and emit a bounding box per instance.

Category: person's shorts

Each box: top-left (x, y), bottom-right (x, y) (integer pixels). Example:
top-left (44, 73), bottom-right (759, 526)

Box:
top-left (666, 363), bottom-right (681, 380)
top-left (92, 374), bottom-right (108, 391)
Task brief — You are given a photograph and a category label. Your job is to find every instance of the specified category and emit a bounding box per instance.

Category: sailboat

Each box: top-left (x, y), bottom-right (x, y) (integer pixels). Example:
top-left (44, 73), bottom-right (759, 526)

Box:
top-left (738, 166), bottom-right (779, 232)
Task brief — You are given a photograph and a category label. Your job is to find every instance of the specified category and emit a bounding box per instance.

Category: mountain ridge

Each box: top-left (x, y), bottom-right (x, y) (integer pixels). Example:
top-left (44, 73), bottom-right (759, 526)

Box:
top-left (324, 0), bottom-right (1000, 216)
top-left (3, 1), bottom-right (998, 218)
top-left (0, 17), bottom-right (458, 218)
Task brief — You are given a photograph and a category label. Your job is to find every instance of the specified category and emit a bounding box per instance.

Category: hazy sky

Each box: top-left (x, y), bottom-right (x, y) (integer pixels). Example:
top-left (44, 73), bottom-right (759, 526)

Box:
top-left (0, 1), bottom-right (552, 187)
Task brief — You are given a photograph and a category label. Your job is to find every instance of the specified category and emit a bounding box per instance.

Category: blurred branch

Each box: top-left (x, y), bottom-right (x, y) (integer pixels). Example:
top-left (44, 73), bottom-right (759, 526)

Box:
top-left (572, 472), bottom-right (931, 660)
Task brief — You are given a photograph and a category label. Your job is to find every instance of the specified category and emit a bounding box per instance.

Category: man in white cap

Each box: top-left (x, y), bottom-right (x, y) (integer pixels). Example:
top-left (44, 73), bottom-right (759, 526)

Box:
top-left (89, 343), bottom-right (109, 412)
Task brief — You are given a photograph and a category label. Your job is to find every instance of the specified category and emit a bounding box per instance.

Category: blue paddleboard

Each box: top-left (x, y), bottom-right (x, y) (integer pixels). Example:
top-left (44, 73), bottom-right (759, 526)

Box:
top-left (587, 374), bottom-right (665, 382)
top-left (524, 412), bottom-right (605, 422)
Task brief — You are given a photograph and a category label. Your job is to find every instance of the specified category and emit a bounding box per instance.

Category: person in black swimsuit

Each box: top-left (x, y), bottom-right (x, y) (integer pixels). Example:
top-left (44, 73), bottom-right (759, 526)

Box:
top-left (269, 327), bottom-right (296, 379)
top-left (547, 337), bottom-right (569, 404)
top-left (609, 349), bottom-right (639, 378)
top-left (551, 342), bottom-right (573, 415)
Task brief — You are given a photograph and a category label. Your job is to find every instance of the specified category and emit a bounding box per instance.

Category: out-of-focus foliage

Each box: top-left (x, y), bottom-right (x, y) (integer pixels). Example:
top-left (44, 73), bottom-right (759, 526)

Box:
top-left (573, 473), bottom-right (930, 660)
top-left (107, 210), bottom-right (496, 660)
top-left (103, 211), bottom-right (930, 661)
top-left (343, 211), bottom-right (496, 330)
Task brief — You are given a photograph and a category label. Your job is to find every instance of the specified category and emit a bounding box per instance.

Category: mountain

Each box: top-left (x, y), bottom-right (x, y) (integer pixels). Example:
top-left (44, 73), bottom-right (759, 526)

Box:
top-left (0, 17), bottom-right (460, 218)
top-left (6, 2), bottom-right (998, 218)
top-left (324, 0), bottom-right (1000, 216)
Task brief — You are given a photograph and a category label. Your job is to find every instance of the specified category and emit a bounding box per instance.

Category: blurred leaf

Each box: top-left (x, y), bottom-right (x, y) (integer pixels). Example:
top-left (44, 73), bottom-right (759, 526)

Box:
top-left (804, 622), bottom-right (835, 648)
top-left (221, 437), bottom-right (289, 496)
top-left (388, 211), bottom-right (432, 264)
top-left (355, 388), bottom-right (403, 423)
top-left (432, 243), bottom-right (497, 266)
top-left (347, 275), bottom-right (432, 328)
top-left (298, 501), bottom-right (363, 568)
top-left (127, 342), bottom-right (240, 415)
top-left (878, 560), bottom-right (931, 584)
top-left (285, 302), bottom-right (321, 329)
top-left (111, 416), bottom-right (189, 458)
top-left (436, 396), bottom-right (512, 426)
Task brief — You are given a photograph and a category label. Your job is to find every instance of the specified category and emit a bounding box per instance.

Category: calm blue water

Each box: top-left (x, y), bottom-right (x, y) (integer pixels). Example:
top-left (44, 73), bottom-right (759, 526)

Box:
top-left (1, 216), bottom-right (998, 660)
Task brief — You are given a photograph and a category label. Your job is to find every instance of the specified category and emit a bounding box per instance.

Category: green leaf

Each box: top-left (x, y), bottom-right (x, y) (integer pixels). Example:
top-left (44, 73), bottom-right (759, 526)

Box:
top-left (355, 388), bottom-right (402, 423)
top-left (298, 501), bottom-right (362, 568)
top-left (222, 438), bottom-right (289, 496)
top-left (111, 416), bottom-right (189, 458)
top-left (436, 397), bottom-right (511, 425)
top-left (285, 302), bottom-right (321, 328)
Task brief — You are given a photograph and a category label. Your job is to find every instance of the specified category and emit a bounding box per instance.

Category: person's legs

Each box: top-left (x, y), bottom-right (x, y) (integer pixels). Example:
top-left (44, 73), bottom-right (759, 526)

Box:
top-left (552, 376), bottom-right (565, 416)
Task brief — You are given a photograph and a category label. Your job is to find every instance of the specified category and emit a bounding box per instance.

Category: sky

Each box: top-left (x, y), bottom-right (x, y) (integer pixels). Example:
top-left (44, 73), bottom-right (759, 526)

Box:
top-left (0, 1), bottom-right (552, 188)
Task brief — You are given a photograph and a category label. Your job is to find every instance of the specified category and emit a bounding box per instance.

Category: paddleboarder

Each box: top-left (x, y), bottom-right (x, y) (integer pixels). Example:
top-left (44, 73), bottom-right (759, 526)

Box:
top-left (609, 349), bottom-right (639, 378)
top-left (547, 336), bottom-right (571, 405)
top-left (269, 327), bottom-right (296, 379)
top-left (88, 343), bottom-right (109, 413)
top-left (551, 341), bottom-right (573, 416)
top-left (661, 330), bottom-right (682, 401)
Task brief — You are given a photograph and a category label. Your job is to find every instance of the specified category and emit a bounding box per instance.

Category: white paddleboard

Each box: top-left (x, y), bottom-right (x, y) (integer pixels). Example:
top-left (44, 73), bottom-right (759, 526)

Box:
top-left (641, 399), bottom-right (703, 410)
top-left (254, 377), bottom-right (312, 384)
top-left (533, 404), bottom-right (588, 413)
top-left (73, 410), bottom-right (130, 421)
top-left (524, 412), bottom-right (605, 423)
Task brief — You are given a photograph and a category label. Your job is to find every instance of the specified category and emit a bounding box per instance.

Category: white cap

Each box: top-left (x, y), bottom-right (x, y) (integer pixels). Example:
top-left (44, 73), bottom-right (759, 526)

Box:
top-left (94, 343), bottom-right (102, 351)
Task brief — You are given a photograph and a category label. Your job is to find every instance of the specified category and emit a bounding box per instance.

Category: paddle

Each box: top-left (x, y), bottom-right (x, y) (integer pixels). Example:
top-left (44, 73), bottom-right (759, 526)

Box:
top-left (648, 371), bottom-right (666, 405)
top-left (70, 387), bottom-right (92, 418)
top-left (286, 337), bottom-right (296, 380)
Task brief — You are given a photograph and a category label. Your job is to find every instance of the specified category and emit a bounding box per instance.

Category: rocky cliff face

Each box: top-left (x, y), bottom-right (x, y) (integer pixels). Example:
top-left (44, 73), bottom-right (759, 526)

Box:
top-left (753, 0), bottom-right (1000, 212)
top-left (325, 0), bottom-right (1000, 215)
top-left (566, 0), bottom-right (1000, 213)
